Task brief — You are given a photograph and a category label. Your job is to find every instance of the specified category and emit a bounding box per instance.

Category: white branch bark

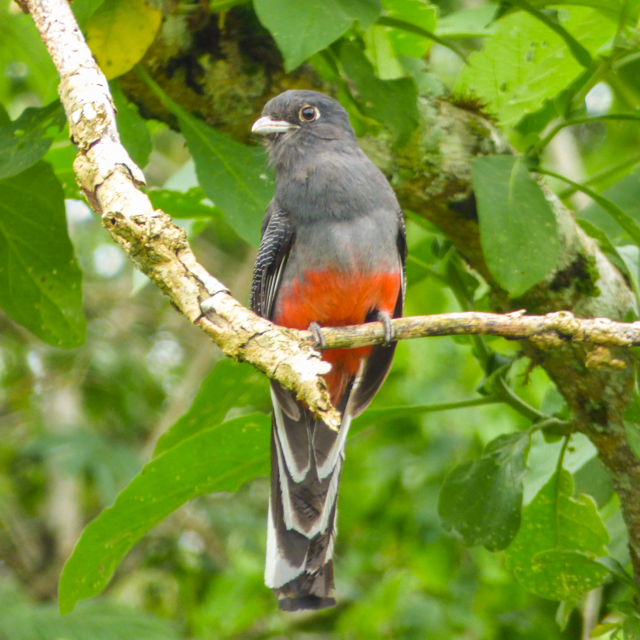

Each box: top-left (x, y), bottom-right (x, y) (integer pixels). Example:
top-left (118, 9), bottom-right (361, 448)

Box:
top-left (25, 0), bottom-right (339, 428)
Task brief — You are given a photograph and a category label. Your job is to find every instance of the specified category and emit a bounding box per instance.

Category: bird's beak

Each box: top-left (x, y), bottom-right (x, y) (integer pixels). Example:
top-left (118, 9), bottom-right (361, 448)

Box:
top-left (251, 116), bottom-right (299, 135)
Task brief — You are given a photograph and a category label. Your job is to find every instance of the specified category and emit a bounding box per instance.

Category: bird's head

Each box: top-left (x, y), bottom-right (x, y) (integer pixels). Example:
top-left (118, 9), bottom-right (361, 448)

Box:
top-left (252, 90), bottom-right (356, 155)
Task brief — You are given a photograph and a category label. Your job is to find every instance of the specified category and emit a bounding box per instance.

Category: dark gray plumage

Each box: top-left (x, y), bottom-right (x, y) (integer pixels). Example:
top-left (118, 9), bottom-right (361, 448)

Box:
top-left (251, 90), bottom-right (406, 611)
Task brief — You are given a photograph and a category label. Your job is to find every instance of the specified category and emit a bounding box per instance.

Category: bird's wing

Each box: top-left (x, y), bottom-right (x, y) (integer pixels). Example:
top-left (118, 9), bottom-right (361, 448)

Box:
top-left (250, 201), bottom-right (294, 320)
top-left (251, 201), bottom-right (300, 420)
top-left (348, 213), bottom-right (407, 418)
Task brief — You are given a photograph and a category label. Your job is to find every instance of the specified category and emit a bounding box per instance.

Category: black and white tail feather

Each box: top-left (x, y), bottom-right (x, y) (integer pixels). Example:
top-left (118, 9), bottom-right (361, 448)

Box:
top-left (265, 382), bottom-right (353, 610)
top-left (251, 201), bottom-right (406, 610)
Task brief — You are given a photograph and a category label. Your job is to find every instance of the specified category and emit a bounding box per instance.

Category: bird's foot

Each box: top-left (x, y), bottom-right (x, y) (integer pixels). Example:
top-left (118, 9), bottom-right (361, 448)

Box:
top-left (376, 311), bottom-right (395, 346)
top-left (308, 322), bottom-right (325, 352)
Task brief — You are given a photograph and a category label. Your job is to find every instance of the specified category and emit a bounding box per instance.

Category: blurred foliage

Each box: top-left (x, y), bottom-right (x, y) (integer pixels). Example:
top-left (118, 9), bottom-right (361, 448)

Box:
top-left (2, 0), bottom-right (640, 637)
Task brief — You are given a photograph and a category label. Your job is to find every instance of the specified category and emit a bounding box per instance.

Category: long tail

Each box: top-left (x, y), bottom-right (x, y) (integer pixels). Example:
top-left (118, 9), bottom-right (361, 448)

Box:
top-left (265, 385), bottom-right (351, 611)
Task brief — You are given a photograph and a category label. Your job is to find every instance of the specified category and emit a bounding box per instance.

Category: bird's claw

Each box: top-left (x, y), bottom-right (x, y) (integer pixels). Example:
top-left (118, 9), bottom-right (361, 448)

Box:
top-left (376, 311), bottom-right (395, 346)
top-left (308, 321), bottom-right (325, 352)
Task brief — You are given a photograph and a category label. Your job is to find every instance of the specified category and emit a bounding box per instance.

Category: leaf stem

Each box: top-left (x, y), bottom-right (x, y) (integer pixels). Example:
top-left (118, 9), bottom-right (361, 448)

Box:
top-left (557, 151), bottom-right (640, 198)
top-left (536, 114), bottom-right (640, 155)
top-left (556, 435), bottom-right (571, 477)
top-left (494, 375), bottom-right (547, 423)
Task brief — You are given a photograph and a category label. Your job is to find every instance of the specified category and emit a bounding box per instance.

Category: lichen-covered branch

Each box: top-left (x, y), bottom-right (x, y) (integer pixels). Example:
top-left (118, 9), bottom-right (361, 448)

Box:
top-left (310, 310), bottom-right (640, 360)
top-left (25, 0), bottom-right (340, 429)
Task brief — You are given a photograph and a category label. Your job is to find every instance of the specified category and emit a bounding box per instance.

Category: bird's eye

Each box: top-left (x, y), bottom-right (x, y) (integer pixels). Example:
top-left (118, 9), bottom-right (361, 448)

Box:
top-left (299, 106), bottom-right (319, 122)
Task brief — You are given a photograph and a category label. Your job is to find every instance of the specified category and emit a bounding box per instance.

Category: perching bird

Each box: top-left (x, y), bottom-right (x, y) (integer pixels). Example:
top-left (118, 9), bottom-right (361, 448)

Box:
top-left (250, 90), bottom-right (406, 611)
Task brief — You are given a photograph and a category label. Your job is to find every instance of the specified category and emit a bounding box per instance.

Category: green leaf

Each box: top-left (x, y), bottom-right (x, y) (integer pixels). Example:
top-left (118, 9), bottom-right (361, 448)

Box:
top-left (525, 0), bottom-right (639, 25)
top-left (505, 468), bottom-right (609, 600)
top-left (0, 101), bottom-right (66, 179)
top-left (58, 412), bottom-right (270, 614)
top-left (456, 8), bottom-right (615, 127)
top-left (111, 81), bottom-right (152, 168)
top-left (438, 431), bottom-right (531, 551)
top-left (435, 5), bottom-right (497, 39)
top-left (70, 0), bottom-right (108, 29)
top-left (154, 359), bottom-right (270, 456)
top-left (530, 549), bottom-right (610, 599)
top-left (623, 389), bottom-right (640, 460)
top-left (542, 168), bottom-right (640, 248)
top-left (254, 0), bottom-right (382, 71)
top-left (579, 171), bottom-right (640, 244)
top-left (137, 67), bottom-right (273, 247)
top-left (472, 155), bottom-right (560, 296)
top-left (0, 162), bottom-right (85, 347)
top-left (377, 0), bottom-right (438, 58)
top-left (0, 7), bottom-right (59, 102)
top-left (338, 39), bottom-right (419, 147)
top-left (86, 0), bottom-right (162, 79)
top-left (0, 104), bottom-right (10, 127)
top-left (0, 598), bottom-right (182, 640)
top-left (44, 141), bottom-right (83, 200)
top-left (590, 622), bottom-right (620, 637)
top-left (148, 186), bottom-right (224, 219)
top-left (595, 556), bottom-right (639, 592)
top-left (555, 599), bottom-right (576, 631)
top-left (504, 0), bottom-right (593, 68)
top-left (624, 614), bottom-right (640, 639)
top-left (375, 16), bottom-right (466, 62)
top-left (178, 114), bottom-right (272, 247)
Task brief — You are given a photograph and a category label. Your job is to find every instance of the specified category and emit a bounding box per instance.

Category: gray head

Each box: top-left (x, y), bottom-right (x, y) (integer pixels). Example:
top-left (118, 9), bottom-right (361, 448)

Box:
top-left (252, 91), bottom-right (357, 166)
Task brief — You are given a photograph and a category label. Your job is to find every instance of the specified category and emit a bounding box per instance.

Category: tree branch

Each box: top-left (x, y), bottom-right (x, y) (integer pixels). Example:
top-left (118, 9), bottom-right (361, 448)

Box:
top-left (25, 0), bottom-right (340, 429)
top-left (309, 311), bottom-right (640, 357)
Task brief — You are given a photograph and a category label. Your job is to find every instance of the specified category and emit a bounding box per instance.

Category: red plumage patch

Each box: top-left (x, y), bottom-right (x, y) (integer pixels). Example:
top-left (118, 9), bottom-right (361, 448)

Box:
top-left (275, 270), bottom-right (401, 405)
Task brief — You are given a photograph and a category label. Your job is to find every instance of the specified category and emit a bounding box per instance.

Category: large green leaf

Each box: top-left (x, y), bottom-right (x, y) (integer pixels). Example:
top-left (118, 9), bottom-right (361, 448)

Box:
top-left (339, 39), bottom-right (419, 147)
top-left (456, 8), bottom-right (615, 127)
top-left (178, 112), bottom-right (273, 247)
top-left (505, 468), bottom-right (609, 600)
top-left (472, 155), bottom-right (560, 296)
top-left (58, 412), bottom-right (271, 614)
top-left (0, 161), bottom-right (85, 347)
top-left (137, 67), bottom-right (273, 248)
top-left (503, 0), bottom-right (592, 68)
top-left (154, 359), bottom-right (270, 456)
top-left (0, 101), bottom-right (66, 179)
top-left (438, 431), bottom-right (531, 551)
top-left (254, 0), bottom-right (382, 71)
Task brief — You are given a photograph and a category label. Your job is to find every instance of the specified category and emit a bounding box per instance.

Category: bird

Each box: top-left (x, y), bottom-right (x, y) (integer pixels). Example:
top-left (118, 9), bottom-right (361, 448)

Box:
top-left (250, 90), bottom-right (406, 611)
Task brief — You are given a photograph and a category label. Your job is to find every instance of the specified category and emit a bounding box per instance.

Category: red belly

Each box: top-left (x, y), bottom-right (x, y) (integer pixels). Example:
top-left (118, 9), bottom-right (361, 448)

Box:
top-left (275, 270), bottom-right (401, 405)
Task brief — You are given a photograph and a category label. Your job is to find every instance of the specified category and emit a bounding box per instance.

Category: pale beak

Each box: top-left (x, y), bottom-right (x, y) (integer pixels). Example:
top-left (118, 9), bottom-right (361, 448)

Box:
top-left (251, 116), bottom-right (299, 135)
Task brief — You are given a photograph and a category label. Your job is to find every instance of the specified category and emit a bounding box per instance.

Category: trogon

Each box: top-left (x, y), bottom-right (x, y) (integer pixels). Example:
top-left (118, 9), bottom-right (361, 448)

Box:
top-left (250, 90), bottom-right (406, 611)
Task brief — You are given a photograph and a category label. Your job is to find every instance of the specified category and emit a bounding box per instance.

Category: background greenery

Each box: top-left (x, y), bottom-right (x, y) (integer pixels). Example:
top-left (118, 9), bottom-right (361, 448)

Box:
top-left (2, 0), bottom-right (640, 637)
